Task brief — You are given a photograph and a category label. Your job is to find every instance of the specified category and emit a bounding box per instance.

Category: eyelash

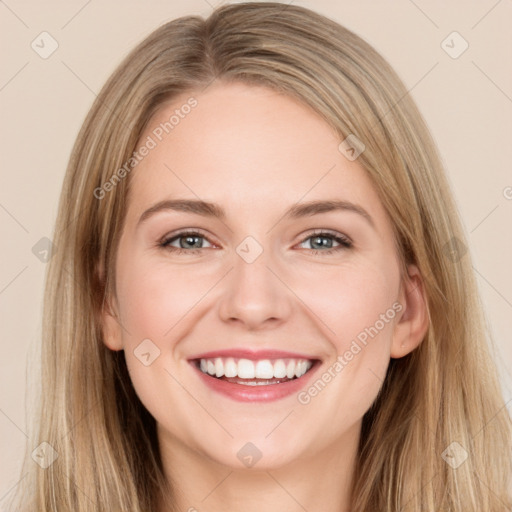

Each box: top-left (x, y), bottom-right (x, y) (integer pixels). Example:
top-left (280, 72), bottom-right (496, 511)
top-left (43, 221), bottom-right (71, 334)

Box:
top-left (158, 229), bottom-right (353, 256)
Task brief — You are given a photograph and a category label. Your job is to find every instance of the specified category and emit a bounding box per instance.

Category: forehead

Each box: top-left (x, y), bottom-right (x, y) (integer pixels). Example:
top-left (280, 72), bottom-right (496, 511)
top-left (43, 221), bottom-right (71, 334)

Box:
top-left (125, 81), bottom-right (386, 228)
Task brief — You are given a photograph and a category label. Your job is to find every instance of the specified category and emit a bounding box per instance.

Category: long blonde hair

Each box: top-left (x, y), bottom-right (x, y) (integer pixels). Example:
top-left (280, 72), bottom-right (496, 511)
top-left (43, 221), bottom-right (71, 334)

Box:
top-left (10, 2), bottom-right (511, 510)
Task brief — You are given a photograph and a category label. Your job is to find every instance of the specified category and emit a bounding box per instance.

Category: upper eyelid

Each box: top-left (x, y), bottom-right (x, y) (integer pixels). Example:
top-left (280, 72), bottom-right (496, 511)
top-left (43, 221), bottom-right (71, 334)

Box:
top-left (161, 229), bottom-right (215, 247)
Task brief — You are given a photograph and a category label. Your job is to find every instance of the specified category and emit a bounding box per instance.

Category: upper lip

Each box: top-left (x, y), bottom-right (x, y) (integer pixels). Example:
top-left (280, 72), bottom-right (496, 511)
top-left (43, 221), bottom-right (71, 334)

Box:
top-left (188, 349), bottom-right (320, 361)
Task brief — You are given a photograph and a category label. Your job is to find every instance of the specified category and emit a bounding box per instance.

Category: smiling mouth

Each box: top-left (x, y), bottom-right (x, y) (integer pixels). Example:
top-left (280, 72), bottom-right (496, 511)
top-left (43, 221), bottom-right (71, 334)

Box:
top-left (192, 357), bottom-right (318, 386)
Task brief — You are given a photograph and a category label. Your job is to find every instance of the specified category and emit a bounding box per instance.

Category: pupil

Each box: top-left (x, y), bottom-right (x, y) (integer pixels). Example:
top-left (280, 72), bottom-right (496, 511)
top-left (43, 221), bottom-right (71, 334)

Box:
top-left (312, 236), bottom-right (331, 250)
top-left (182, 236), bottom-right (201, 249)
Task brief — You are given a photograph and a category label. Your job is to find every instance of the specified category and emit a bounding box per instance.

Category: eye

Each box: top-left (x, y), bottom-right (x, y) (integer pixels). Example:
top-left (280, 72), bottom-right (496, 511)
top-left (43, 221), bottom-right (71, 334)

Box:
top-left (158, 228), bottom-right (352, 256)
top-left (159, 230), bottom-right (214, 255)
top-left (297, 230), bottom-right (352, 255)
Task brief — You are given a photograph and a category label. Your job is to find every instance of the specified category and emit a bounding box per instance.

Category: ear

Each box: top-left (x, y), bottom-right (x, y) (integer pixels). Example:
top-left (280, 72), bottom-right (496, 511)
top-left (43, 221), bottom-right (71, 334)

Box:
top-left (97, 263), bottom-right (124, 352)
top-left (390, 264), bottom-right (429, 358)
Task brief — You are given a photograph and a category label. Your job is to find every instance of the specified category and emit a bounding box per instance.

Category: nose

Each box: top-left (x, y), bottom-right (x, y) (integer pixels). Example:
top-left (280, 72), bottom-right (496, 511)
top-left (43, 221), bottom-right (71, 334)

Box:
top-left (217, 244), bottom-right (293, 331)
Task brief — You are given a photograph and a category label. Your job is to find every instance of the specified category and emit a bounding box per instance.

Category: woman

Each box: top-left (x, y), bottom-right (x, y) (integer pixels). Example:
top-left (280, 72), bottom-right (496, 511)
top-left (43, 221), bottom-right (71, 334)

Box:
top-left (11, 2), bottom-right (511, 511)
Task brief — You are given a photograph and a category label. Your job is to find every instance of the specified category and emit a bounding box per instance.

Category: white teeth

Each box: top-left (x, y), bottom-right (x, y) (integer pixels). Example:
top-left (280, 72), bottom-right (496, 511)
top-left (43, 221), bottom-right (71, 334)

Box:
top-left (198, 357), bottom-right (314, 380)
top-left (237, 379), bottom-right (286, 386)
top-left (273, 360), bottom-right (287, 378)
top-left (255, 360), bottom-right (274, 379)
top-left (238, 359), bottom-right (255, 379)
top-left (215, 358), bottom-right (224, 378)
top-left (286, 360), bottom-right (296, 379)
top-left (295, 360), bottom-right (308, 378)
top-left (224, 357), bottom-right (237, 378)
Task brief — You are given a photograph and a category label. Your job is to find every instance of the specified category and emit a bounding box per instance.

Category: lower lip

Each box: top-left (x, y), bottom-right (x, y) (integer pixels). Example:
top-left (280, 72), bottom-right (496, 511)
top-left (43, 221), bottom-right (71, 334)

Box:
top-left (190, 361), bottom-right (320, 402)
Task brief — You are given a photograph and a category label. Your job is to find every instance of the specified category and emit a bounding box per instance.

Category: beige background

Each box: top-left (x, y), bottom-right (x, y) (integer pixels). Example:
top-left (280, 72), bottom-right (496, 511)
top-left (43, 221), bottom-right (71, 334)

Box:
top-left (1, 0), bottom-right (511, 500)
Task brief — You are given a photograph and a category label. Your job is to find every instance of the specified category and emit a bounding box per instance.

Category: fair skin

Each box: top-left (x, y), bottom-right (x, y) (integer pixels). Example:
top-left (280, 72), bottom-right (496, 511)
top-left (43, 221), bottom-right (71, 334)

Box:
top-left (101, 81), bottom-right (428, 512)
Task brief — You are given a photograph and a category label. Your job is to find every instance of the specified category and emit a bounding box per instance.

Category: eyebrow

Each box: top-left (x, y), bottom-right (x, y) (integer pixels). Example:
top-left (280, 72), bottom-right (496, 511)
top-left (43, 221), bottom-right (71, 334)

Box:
top-left (137, 198), bottom-right (375, 228)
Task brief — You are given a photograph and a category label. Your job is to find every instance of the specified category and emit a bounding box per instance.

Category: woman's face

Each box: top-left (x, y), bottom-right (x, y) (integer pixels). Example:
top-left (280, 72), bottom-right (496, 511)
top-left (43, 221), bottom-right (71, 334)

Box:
top-left (101, 81), bottom-right (425, 471)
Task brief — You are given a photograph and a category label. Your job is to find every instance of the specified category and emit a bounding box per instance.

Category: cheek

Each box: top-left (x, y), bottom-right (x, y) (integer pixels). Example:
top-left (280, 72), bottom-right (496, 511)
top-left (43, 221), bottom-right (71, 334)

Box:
top-left (292, 262), bottom-right (399, 431)
top-left (114, 254), bottom-right (212, 434)
top-left (290, 257), bottom-right (400, 353)
top-left (115, 254), bottom-right (216, 345)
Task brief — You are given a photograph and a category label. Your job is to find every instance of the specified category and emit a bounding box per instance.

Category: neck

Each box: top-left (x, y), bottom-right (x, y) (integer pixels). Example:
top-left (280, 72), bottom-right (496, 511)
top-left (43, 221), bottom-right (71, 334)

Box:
top-left (157, 421), bottom-right (360, 512)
